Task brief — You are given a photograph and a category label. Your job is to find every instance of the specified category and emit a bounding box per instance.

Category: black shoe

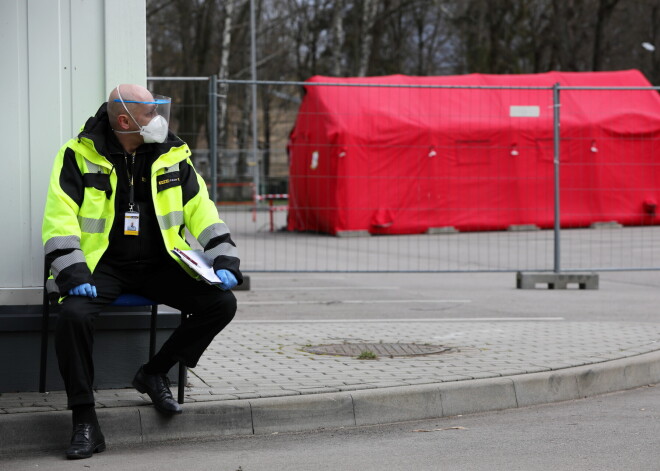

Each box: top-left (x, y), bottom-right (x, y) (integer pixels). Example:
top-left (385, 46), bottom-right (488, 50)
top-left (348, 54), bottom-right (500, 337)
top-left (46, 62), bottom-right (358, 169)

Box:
top-left (132, 366), bottom-right (183, 415)
top-left (66, 423), bottom-right (106, 460)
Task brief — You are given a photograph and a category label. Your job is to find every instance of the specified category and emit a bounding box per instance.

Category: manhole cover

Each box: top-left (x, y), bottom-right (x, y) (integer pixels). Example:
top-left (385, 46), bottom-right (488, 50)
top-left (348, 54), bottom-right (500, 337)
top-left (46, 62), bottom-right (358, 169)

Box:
top-left (303, 343), bottom-right (453, 358)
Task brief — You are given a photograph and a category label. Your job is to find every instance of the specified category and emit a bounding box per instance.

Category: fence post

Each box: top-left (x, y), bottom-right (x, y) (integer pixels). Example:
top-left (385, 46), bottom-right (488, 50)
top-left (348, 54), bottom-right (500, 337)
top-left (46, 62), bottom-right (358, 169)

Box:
top-left (552, 83), bottom-right (561, 273)
top-left (250, 0), bottom-right (260, 199)
top-left (209, 74), bottom-right (218, 204)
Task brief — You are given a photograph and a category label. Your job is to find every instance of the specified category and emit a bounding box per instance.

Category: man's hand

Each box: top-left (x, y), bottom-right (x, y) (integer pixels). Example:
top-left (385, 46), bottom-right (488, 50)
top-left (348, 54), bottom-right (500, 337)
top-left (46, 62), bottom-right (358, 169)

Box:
top-left (68, 283), bottom-right (97, 298)
top-left (215, 269), bottom-right (238, 291)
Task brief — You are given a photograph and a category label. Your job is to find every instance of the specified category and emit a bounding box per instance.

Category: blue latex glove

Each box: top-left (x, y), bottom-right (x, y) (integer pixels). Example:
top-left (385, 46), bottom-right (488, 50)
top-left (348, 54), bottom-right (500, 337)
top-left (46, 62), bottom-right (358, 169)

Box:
top-left (215, 269), bottom-right (238, 291)
top-left (68, 283), bottom-right (97, 298)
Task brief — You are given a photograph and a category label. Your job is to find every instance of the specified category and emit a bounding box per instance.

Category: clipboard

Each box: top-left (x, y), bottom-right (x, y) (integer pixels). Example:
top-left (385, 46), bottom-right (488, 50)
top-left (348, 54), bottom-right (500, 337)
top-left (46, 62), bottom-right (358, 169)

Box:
top-left (171, 248), bottom-right (223, 285)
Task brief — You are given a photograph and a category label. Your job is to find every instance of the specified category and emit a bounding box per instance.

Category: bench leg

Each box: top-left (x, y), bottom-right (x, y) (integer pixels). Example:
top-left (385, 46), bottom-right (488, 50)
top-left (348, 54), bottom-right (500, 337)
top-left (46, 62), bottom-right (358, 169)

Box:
top-left (149, 304), bottom-right (158, 359)
top-left (177, 310), bottom-right (188, 404)
top-left (39, 301), bottom-right (49, 393)
top-left (39, 262), bottom-right (50, 393)
top-left (178, 362), bottom-right (186, 404)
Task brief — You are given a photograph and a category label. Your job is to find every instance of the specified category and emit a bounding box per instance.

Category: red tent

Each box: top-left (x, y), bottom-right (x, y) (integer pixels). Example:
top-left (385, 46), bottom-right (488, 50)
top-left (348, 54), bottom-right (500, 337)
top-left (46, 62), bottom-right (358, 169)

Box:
top-left (287, 70), bottom-right (660, 235)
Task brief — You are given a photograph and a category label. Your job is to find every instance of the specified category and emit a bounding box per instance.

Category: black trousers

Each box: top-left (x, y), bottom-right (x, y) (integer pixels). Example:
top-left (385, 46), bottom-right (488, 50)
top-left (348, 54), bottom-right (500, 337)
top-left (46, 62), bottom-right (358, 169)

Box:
top-left (55, 258), bottom-right (237, 408)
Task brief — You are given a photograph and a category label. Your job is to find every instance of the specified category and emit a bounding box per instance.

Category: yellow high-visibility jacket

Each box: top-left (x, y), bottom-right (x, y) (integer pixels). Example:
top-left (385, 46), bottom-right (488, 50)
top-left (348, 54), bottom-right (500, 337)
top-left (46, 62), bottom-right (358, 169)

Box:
top-left (42, 104), bottom-right (241, 297)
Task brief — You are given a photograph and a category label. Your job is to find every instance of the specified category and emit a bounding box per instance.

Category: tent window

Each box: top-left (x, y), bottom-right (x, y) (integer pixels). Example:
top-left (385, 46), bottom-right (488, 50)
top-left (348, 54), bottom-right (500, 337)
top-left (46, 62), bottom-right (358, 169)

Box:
top-left (454, 140), bottom-right (491, 165)
top-left (536, 138), bottom-right (560, 163)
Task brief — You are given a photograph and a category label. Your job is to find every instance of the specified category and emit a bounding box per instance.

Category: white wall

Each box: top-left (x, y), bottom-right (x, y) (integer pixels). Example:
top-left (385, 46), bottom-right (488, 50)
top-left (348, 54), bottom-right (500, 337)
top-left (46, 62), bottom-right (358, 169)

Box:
top-left (0, 0), bottom-right (146, 304)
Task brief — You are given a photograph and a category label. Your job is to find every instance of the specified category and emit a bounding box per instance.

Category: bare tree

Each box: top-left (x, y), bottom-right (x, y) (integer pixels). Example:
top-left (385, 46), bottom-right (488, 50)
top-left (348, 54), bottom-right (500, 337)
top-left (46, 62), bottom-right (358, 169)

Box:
top-left (330, 0), bottom-right (346, 76)
top-left (357, 0), bottom-right (379, 76)
top-left (218, 0), bottom-right (238, 155)
top-left (145, 0), bottom-right (660, 193)
top-left (550, 0), bottom-right (579, 70)
top-left (592, 0), bottom-right (620, 70)
top-left (147, 0), bottom-right (220, 149)
top-left (650, 3), bottom-right (660, 84)
top-left (411, 1), bottom-right (434, 75)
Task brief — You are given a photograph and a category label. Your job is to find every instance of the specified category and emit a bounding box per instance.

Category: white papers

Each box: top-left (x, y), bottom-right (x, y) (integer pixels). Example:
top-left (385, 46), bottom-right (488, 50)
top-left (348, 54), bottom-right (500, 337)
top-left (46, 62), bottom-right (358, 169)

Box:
top-left (171, 248), bottom-right (222, 285)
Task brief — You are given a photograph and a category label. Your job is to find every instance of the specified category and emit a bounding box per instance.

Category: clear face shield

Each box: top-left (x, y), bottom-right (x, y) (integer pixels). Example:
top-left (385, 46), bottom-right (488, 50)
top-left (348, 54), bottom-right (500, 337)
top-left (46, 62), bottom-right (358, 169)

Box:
top-left (113, 86), bottom-right (172, 143)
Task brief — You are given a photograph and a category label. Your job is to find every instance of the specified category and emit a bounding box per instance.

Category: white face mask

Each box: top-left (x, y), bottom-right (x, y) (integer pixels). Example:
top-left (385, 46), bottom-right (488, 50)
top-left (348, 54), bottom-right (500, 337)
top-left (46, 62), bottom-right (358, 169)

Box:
top-left (139, 115), bottom-right (169, 143)
top-left (114, 86), bottom-right (170, 144)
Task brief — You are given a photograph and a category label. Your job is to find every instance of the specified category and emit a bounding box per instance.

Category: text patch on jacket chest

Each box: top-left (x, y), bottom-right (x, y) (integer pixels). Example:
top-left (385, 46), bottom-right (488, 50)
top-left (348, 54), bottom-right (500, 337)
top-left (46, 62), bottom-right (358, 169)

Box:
top-left (157, 171), bottom-right (181, 192)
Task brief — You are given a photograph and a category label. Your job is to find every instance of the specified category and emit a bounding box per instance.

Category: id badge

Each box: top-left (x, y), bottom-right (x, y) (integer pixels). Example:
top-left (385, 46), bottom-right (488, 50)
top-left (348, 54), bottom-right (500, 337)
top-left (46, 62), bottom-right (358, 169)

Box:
top-left (124, 211), bottom-right (140, 236)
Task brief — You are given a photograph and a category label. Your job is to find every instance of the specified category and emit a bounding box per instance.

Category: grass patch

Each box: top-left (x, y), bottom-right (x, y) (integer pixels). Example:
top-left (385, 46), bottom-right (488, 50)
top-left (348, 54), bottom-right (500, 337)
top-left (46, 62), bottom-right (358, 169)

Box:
top-left (357, 350), bottom-right (378, 360)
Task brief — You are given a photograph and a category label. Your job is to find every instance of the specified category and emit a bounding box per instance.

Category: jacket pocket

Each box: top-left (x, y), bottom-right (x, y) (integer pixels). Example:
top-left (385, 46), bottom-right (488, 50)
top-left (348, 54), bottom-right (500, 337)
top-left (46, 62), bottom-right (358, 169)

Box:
top-left (83, 173), bottom-right (112, 199)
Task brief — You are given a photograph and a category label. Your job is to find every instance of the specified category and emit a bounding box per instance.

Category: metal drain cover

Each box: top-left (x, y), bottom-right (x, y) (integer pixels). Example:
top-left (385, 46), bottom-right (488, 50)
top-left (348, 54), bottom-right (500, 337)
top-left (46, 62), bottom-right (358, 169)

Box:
top-left (303, 343), bottom-right (453, 357)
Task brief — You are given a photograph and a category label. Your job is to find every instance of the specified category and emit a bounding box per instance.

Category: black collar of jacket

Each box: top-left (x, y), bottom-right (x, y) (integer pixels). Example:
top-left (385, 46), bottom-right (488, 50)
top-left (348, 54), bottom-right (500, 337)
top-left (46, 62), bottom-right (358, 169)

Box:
top-left (77, 103), bottom-right (185, 159)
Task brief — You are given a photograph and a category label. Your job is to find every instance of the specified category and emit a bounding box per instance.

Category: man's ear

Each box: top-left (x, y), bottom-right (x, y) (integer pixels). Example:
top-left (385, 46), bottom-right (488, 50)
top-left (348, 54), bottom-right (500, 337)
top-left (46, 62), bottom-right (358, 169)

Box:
top-left (117, 114), bottom-right (131, 130)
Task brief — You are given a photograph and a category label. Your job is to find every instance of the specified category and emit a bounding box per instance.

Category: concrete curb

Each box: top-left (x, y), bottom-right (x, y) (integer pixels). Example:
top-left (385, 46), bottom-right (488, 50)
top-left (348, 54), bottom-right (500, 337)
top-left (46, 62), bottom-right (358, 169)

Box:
top-left (2, 350), bottom-right (659, 454)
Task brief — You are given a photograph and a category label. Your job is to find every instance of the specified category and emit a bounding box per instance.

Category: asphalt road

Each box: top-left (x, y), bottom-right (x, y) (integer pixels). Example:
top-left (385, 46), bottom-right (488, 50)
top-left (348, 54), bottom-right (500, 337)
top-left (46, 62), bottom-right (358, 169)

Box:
top-left (4, 385), bottom-right (658, 470)
top-left (232, 271), bottom-right (660, 323)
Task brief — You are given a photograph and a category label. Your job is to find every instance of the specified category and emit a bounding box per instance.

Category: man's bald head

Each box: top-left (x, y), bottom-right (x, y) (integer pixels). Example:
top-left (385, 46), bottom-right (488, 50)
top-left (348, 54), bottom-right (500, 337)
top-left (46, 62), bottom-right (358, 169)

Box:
top-left (107, 84), bottom-right (154, 130)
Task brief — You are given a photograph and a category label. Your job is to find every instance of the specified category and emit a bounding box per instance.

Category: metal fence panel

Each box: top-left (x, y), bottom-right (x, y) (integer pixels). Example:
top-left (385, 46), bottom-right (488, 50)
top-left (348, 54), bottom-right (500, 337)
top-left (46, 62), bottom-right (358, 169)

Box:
top-left (149, 77), bottom-right (660, 273)
top-left (558, 87), bottom-right (660, 271)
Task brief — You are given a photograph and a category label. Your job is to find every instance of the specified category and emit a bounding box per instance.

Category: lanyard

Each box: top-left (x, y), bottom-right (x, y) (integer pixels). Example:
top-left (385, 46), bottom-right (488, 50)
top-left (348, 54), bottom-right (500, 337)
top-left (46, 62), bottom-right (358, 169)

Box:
top-left (125, 153), bottom-right (136, 211)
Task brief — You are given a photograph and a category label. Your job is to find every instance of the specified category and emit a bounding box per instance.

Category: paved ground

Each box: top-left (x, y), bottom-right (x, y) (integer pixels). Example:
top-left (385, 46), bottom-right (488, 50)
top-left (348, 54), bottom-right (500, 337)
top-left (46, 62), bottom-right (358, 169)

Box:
top-left (5, 318), bottom-right (660, 413)
top-left (1, 271), bottom-right (660, 455)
